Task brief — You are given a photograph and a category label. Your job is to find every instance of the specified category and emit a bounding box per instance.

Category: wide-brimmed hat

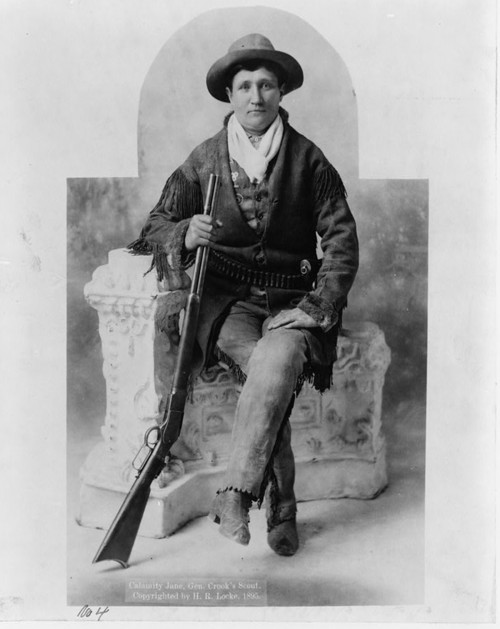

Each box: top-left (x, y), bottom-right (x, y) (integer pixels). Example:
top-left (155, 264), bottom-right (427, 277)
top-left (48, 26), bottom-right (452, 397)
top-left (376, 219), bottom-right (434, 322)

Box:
top-left (206, 33), bottom-right (304, 102)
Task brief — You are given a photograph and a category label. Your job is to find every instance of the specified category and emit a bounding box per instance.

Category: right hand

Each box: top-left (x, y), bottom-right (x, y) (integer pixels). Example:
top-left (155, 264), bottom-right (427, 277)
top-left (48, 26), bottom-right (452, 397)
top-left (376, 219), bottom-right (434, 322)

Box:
top-left (184, 215), bottom-right (222, 251)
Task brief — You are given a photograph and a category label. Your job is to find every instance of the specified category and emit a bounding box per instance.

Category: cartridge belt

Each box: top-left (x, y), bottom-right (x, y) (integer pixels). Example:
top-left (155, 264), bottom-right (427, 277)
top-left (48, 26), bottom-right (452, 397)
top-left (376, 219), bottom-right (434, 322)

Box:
top-left (208, 250), bottom-right (314, 290)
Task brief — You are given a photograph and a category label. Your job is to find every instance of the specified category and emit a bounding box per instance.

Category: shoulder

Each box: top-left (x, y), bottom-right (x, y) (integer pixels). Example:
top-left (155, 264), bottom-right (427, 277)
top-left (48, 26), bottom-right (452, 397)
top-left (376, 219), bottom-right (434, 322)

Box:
top-left (176, 128), bottom-right (226, 183)
top-left (162, 128), bottom-right (223, 186)
top-left (286, 124), bottom-right (340, 187)
top-left (284, 124), bottom-right (346, 199)
top-left (285, 125), bottom-right (330, 164)
top-left (186, 129), bottom-right (226, 164)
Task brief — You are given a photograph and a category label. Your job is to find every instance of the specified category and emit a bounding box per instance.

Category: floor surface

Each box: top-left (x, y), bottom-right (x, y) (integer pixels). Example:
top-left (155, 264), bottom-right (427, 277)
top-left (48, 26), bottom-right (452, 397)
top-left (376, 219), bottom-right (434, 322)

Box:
top-left (67, 395), bottom-right (425, 608)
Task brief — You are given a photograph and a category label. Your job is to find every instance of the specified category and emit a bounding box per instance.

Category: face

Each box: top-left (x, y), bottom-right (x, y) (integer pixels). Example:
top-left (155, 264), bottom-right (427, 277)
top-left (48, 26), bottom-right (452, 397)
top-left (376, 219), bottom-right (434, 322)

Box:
top-left (226, 67), bottom-right (283, 134)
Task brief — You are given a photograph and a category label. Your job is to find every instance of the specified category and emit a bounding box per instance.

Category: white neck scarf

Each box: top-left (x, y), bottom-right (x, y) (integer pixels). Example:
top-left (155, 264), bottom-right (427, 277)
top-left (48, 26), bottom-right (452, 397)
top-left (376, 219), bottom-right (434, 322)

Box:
top-left (227, 113), bottom-right (284, 183)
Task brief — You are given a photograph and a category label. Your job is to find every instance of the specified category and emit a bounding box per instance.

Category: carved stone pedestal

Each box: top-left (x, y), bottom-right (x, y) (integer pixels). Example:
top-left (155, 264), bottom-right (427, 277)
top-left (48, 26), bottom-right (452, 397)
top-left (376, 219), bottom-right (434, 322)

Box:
top-left (78, 249), bottom-right (391, 538)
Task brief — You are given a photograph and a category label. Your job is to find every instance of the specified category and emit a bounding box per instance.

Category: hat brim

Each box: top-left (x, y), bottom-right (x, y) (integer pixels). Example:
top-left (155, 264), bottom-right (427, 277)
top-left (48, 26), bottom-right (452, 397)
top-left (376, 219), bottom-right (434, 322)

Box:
top-left (206, 48), bottom-right (303, 102)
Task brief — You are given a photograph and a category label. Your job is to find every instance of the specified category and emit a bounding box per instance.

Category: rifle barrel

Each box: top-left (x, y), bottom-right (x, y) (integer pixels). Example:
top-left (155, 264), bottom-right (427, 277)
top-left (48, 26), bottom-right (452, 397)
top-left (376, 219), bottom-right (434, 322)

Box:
top-left (92, 173), bottom-right (220, 567)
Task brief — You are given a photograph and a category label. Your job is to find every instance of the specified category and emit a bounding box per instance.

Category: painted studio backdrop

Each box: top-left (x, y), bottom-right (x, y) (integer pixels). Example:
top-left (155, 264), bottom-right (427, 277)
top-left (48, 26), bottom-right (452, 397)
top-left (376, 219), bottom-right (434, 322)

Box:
top-left (67, 7), bottom-right (427, 606)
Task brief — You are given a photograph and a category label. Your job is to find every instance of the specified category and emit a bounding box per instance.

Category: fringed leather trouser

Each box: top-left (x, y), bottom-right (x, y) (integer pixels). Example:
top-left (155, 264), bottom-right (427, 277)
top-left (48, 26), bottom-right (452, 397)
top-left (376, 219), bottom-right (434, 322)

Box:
top-left (214, 297), bottom-right (308, 521)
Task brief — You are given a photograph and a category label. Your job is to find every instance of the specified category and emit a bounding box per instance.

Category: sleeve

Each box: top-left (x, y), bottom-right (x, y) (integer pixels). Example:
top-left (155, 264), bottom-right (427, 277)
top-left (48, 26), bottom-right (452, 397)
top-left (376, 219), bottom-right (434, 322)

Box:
top-left (127, 165), bottom-right (203, 281)
top-left (296, 163), bottom-right (359, 331)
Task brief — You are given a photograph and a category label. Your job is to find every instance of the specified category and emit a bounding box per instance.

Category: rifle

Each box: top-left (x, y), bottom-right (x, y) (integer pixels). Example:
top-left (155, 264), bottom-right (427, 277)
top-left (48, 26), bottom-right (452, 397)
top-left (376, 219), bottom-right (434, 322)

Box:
top-left (93, 173), bottom-right (220, 568)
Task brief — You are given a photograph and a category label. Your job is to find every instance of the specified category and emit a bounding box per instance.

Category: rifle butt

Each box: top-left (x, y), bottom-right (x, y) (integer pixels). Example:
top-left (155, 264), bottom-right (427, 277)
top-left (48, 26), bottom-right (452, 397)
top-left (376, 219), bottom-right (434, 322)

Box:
top-left (92, 482), bottom-right (151, 568)
top-left (92, 452), bottom-right (165, 567)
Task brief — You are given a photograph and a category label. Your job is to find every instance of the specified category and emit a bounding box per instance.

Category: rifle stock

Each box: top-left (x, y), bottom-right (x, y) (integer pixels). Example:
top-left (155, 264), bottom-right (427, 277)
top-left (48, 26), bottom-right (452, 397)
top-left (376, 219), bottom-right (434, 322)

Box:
top-left (92, 174), bottom-right (220, 567)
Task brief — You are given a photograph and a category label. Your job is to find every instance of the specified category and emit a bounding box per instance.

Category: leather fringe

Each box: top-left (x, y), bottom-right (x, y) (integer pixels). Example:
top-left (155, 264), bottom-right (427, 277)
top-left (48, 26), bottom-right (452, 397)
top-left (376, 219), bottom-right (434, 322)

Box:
top-left (214, 345), bottom-right (248, 387)
top-left (153, 168), bottom-right (202, 221)
top-left (127, 239), bottom-right (170, 282)
top-left (168, 168), bottom-right (203, 220)
top-left (294, 308), bottom-right (343, 395)
top-left (215, 486), bottom-right (258, 502)
top-left (295, 363), bottom-right (333, 396)
top-left (127, 237), bottom-right (152, 255)
top-left (314, 164), bottom-right (347, 204)
top-left (214, 344), bottom-right (332, 396)
top-left (127, 168), bottom-right (202, 281)
top-left (214, 345), bottom-right (332, 394)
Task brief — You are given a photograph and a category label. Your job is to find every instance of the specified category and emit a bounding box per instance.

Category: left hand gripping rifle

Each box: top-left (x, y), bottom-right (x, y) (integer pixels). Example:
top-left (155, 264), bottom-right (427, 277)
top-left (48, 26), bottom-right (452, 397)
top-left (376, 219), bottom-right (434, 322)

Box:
top-left (92, 174), bottom-right (220, 568)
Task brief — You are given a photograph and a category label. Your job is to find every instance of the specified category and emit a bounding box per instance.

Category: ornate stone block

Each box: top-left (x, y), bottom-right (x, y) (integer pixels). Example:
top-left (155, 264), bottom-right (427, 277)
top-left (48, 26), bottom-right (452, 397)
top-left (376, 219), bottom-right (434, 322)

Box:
top-left (77, 249), bottom-right (391, 537)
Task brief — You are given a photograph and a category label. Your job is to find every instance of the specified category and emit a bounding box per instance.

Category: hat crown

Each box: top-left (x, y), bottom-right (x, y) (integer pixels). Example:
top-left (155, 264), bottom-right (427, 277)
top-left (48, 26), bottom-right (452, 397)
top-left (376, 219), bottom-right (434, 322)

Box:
top-left (228, 33), bottom-right (275, 54)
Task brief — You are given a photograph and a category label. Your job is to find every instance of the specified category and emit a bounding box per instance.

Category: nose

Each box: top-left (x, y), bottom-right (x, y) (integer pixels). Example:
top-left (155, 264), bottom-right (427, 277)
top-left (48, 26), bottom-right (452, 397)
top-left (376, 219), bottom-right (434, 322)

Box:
top-left (249, 84), bottom-right (263, 103)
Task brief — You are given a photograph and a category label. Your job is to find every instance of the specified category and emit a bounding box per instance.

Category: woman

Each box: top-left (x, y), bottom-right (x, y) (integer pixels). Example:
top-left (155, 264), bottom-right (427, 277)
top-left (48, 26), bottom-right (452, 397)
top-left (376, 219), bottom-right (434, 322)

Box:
top-left (129, 33), bottom-right (359, 556)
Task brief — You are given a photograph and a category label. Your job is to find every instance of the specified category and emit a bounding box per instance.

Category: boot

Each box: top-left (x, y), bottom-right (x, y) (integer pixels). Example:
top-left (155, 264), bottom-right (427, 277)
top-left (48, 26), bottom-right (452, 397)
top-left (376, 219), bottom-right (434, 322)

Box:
top-left (267, 519), bottom-right (299, 556)
top-left (265, 419), bottom-right (299, 556)
top-left (266, 480), bottom-right (299, 556)
top-left (207, 490), bottom-right (252, 546)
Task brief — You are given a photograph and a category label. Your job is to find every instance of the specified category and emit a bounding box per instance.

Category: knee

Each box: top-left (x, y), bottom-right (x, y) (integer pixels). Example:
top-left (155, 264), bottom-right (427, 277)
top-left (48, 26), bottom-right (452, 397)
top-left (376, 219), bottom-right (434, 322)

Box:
top-left (249, 329), bottom-right (307, 374)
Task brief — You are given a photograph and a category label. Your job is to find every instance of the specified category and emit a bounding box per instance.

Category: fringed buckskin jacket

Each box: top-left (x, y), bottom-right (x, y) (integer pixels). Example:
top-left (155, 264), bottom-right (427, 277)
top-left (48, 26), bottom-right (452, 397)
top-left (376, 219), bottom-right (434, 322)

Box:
top-left (129, 112), bottom-right (359, 392)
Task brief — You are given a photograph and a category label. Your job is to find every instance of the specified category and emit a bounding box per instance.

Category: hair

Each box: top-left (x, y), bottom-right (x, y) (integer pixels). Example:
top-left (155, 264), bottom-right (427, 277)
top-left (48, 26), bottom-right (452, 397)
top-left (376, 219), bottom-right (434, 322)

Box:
top-left (225, 59), bottom-right (287, 92)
